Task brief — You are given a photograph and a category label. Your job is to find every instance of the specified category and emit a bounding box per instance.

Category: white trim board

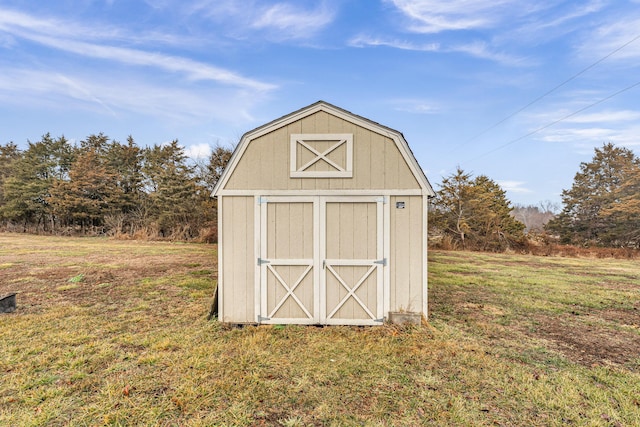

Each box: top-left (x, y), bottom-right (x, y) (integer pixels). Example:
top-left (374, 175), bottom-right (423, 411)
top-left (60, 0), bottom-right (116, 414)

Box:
top-left (217, 189), bottom-right (426, 196)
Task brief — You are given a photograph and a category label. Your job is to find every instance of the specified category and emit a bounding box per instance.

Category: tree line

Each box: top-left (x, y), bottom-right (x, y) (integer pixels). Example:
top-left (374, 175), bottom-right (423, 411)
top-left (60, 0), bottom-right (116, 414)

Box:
top-left (2, 134), bottom-right (637, 250)
top-left (429, 143), bottom-right (640, 251)
top-left (0, 133), bottom-right (232, 241)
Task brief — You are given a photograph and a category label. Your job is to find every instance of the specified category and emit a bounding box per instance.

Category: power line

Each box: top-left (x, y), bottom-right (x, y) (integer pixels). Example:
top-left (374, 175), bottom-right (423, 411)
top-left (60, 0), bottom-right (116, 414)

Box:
top-left (449, 32), bottom-right (640, 153)
top-left (465, 79), bottom-right (640, 162)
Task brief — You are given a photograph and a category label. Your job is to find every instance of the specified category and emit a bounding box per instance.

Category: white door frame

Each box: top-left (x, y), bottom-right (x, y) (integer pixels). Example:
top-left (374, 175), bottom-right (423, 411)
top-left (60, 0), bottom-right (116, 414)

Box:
top-left (256, 195), bottom-right (389, 325)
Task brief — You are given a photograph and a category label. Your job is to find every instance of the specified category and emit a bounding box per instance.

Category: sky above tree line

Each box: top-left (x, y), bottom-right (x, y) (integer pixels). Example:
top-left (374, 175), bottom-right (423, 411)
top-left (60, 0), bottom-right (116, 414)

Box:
top-left (1, 0), bottom-right (639, 206)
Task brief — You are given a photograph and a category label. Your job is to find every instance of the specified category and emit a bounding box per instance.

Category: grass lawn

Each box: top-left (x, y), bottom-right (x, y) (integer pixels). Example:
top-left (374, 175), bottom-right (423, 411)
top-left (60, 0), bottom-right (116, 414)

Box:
top-left (0, 234), bottom-right (639, 426)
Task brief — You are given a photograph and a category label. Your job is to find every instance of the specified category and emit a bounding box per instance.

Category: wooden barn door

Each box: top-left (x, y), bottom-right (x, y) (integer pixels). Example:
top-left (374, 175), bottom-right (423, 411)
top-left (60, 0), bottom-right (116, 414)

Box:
top-left (258, 196), bottom-right (386, 325)
top-left (321, 197), bottom-right (385, 325)
top-left (258, 197), bottom-right (319, 324)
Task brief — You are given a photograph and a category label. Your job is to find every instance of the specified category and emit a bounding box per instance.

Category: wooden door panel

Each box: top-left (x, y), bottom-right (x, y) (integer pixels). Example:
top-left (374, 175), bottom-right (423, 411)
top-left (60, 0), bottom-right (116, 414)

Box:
top-left (260, 199), bottom-right (317, 324)
top-left (323, 199), bottom-right (383, 325)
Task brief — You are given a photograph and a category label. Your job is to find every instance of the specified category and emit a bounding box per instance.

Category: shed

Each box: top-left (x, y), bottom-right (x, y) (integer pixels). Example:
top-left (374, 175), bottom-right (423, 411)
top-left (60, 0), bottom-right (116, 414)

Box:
top-left (212, 101), bottom-right (435, 325)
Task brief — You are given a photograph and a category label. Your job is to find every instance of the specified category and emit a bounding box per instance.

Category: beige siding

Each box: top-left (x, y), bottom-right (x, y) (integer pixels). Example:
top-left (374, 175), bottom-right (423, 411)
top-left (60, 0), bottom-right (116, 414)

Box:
top-left (220, 196), bottom-right (255, 323)
top-left (224, 111), bottom-right (420, 191)
top-left (389, 196), bottom-right (424, 312)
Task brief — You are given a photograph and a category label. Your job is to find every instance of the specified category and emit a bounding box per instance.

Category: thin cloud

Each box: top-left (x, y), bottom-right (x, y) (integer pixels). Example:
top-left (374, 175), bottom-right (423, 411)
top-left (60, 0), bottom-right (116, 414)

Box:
top-left (541, 127), bottom-right (618, 143)
top-left (498, 180), bottom-right (532, 194)
top-left (578, 16), bottom-right (640, 61)
top-left (0, 69), bottom-right (117, 113)
top-left (527, 0), bottom-right (605, 31)
top-left (26, 32), bottom-right (274, 91)
top-left (0, 67), bottom-right (264, 124)
top-left (541, 126), bottom-right (640, 148)
top-left (384, 0), bottom-right (603, 66)
top-left (349, 34), bottom-right (439, 51)
top-left (0, 33), bottom-right (16, 48)
top-left (522, 103), bottom-right (640, 148)
top-left (0, 7), bottom-right (185, 46)
top-left (186, 0), bottom-right (336, 41)
top-left (349, 34), bottom-right (524, 66)
top-left (450, 41), bottom-right (528, 66)
top-left (390, 99), bottom-right (441, 114)
top-left (386, 0), bottom-right (516, 33)
top-left (251, 3), bottom-right (335, 37)
top-left (0, 7), bottom-right (275, 91)
top-left (564, 110), bottom-right (640, 124)
top-left (54, 74), bottom-right (118, 117)
top-left (387, 0), bottom-right (603, 36)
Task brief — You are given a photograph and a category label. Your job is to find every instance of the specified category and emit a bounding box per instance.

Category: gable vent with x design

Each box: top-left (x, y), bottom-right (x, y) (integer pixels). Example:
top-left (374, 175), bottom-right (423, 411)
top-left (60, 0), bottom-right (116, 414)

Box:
top-left (290, 133), bottom-right (353, 178)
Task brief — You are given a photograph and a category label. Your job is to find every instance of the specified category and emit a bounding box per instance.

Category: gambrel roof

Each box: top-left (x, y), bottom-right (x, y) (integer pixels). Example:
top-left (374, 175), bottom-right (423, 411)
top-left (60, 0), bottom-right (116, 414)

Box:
top-left (213, 100), bottom-right (435, 197)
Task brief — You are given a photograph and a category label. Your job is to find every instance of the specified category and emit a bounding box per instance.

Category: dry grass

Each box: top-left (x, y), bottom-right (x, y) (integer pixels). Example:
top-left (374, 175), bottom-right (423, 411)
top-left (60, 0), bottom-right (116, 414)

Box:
top-left (1, 234), bottom-right (639, 426)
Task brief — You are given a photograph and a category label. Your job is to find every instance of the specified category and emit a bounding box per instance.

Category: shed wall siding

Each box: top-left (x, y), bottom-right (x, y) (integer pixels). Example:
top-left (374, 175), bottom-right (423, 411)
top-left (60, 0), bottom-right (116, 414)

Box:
top-left (220, 196), bottom-right (255, 323)
top-left (224, 111), bottom-right (420, 191)
top-left (389, 196), bottom-right (424, 312)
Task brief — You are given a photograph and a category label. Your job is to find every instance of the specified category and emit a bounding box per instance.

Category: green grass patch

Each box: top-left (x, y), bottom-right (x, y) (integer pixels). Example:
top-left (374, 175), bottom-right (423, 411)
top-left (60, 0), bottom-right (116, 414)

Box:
top-left (140, 275), bottom-right (213, 291)
top-left (189, 269), bottom-right (212, 276)
top-left (67, 274), bottom-right (85, 283)
top-left (55, 284), bottom-right (80, 291)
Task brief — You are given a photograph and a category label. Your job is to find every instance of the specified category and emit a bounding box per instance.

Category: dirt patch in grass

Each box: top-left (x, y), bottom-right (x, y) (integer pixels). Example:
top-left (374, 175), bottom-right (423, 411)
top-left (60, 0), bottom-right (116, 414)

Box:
top-left (601, 306), bottom-right (640, 325)
top-left (528, 313), bottom-right (640, 368)
top-left (438, 287), bottom-right (640, 369)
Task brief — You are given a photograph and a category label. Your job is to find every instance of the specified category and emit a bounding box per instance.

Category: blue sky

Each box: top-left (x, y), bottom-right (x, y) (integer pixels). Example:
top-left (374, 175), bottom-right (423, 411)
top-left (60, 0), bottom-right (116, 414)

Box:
top-left (1, 0), bottom-right (639, 206)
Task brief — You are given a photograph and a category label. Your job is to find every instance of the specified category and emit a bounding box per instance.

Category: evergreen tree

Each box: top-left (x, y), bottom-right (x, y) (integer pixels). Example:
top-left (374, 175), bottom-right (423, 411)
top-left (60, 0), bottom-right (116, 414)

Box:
top-left (104, 136), bottom-right (144, 234)
top-left (0, 142), bottom-right (21, 217)
top-left (191, 143), bottom-right (234, 242)
top-left (429, 167), bottom-right (524, 250)
top-left (429, 168), bottom-right (474, 248)
top-left (80, 133), bottom-right (110, 156)
top-left (602, 163), bottom-right (640, 246)
top-left (0, 134), bottom-right (75, 231)
top-left (142, 140), bottom-right (200, 238)
top-left (206, 143), bottom-right (233, 193)
top-left (469, 175), bottom-right (525, 251)
top-left (49, 147), bottom-right (122, 233)
top-left (546, 143), bottom-right (640, 246)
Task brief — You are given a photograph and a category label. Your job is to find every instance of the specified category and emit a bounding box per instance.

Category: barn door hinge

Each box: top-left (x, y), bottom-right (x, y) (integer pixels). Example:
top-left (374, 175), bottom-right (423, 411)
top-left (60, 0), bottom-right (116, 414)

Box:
top-left (257, 196), bottom-right (268, 205)
top-left (375, 318), bottom-right (384, 323)
top-left (257, 315), bottom-right (271, 322)
top-left (258, 257), bottom-right (270, 266)
top-left (374, 258), bottom-right (387, 266)
top-left (375, 196), bottom-right (387, 204)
